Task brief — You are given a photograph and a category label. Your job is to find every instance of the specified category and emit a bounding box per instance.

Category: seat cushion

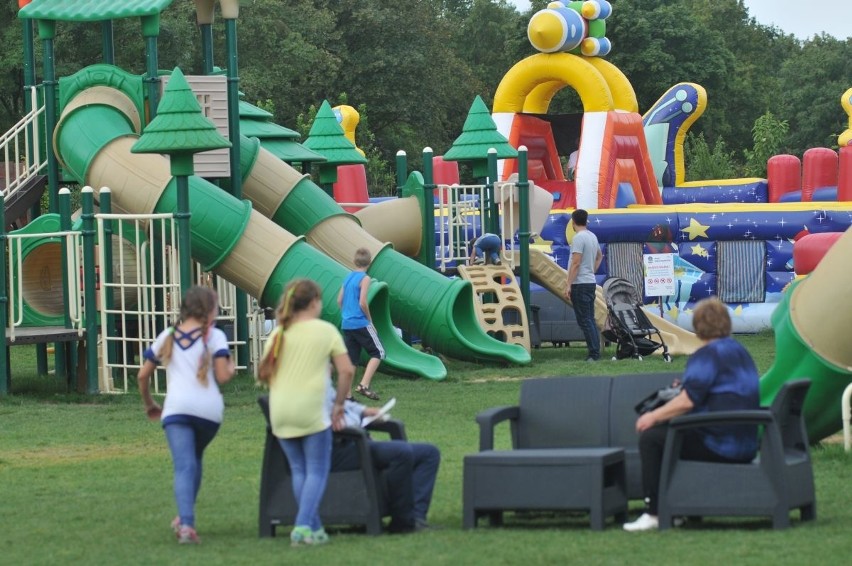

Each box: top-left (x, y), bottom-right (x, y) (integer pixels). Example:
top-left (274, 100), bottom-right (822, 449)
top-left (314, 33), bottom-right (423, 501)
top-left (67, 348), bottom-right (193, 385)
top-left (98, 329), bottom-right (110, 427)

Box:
top-left (465, 447), bottom-right (623, 466)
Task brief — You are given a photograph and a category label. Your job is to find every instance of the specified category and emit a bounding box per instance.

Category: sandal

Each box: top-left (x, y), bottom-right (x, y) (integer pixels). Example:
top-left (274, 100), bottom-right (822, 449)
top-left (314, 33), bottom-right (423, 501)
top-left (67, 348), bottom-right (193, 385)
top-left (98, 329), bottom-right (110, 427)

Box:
top-left (355, 384), bottom-right (380, 401)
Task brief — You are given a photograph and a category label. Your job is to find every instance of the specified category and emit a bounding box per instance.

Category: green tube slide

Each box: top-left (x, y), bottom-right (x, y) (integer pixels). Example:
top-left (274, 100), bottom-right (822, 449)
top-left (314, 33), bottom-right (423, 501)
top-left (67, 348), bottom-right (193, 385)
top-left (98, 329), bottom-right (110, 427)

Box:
top-left (54, 92), bottom-right (445, 380)
top-left (760, 280), bottom-right (852, 443)
top-left (239, 138), bottom-right (530, 365)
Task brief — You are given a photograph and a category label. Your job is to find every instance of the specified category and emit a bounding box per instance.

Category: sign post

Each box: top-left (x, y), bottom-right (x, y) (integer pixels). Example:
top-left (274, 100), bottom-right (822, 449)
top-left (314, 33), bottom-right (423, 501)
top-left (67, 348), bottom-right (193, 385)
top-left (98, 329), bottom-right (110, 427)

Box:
top-left (643, 253), bottom-right (676, 317)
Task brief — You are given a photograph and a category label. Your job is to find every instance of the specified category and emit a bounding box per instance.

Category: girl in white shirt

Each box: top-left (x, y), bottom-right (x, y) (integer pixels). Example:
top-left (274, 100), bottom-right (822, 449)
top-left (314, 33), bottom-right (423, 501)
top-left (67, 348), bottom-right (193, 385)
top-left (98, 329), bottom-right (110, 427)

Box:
top-left (138, 286), bottom-right (235, 544)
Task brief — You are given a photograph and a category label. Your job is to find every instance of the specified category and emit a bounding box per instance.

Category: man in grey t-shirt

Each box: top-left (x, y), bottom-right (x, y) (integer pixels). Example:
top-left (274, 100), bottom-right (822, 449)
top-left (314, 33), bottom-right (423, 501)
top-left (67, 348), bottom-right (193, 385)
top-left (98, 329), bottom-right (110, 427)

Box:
top-left (563, 209), bottom-right (603, 361)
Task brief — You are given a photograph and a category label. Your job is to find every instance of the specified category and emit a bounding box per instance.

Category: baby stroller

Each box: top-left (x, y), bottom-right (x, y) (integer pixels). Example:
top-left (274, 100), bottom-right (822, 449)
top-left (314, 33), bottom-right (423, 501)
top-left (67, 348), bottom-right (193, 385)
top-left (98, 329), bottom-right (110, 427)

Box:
top-left (602, 277), bottom-right (671, 362)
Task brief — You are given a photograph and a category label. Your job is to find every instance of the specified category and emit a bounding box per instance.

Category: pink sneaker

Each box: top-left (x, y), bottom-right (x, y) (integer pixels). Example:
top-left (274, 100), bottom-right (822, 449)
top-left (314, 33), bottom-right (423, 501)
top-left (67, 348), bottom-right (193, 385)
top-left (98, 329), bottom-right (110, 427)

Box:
top-left (176, 525), bottom-right (200, 544)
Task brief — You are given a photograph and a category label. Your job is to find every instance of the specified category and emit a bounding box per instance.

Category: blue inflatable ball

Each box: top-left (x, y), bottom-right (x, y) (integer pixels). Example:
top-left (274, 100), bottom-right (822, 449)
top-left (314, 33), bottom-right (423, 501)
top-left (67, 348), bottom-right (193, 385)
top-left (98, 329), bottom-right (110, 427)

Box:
top-left (581, 0), bottom-right (612, 20)
top-left (528, 5), bottom-right (588, 53)
top-left (580, 36), bottom-right (611, 57)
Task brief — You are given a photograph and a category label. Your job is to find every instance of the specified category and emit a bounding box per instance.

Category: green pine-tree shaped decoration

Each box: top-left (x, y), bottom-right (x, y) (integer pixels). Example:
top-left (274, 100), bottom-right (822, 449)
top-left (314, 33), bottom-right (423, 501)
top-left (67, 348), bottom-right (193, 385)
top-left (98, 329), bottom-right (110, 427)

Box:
top-left (444, 95), bottom-right (518, 168)
top-left (132, 67), bottom-right (231, 176)
top-left (303, 100), bottom-right (366, 185)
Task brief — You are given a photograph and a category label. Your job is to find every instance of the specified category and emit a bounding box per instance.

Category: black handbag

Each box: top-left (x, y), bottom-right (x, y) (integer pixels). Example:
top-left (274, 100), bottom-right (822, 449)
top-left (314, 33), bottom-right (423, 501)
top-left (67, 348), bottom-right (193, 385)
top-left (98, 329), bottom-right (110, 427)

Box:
top-left (634, 380), bottom-right (683, 415)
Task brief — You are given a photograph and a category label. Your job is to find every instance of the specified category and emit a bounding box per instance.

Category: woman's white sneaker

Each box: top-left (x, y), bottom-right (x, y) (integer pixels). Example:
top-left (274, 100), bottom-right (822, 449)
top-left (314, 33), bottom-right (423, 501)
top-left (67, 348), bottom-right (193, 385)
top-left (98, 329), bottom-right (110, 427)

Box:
top-left (623, 513), bottom-right (659, 532)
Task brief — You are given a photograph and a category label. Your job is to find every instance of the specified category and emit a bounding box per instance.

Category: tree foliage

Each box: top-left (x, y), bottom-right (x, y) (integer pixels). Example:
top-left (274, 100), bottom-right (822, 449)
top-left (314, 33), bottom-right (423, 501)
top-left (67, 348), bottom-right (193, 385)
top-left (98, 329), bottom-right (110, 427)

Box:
top-left (744, 112), bottom-right (789, 178)
top-left (1, 0), bottom-right (850, 189)
top-left (777, 35), bottom-right (852, 152)
top-left (684, 132), bottom-right (738, 181)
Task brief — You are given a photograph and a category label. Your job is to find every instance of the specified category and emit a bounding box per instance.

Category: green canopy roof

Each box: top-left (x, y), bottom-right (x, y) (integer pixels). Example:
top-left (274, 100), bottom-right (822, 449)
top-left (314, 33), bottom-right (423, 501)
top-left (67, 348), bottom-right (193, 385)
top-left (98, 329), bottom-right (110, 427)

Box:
top-left (302, 100), bottom-right (367, 166)
top-left (240, 119), bottom-right (300, 140)
top-left (19, 0), bottom-right (173, 21)
top-left (444, 95), bottom-right (518, 162)
top-left (132, 67), bottom-right (230, 157)
top-left (257, 139), bottom-right (327, 164)
top-left (239, 100), bottom-right (274, 120)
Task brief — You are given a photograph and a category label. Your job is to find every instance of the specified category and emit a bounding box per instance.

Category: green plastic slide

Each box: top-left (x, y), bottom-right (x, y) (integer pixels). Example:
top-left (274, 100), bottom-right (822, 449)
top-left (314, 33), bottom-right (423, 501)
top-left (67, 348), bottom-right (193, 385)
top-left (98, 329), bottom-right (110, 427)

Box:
top-left (53, 91), bottom-right (446, 380)
top-left (235, 136), bottom-right (530, 365)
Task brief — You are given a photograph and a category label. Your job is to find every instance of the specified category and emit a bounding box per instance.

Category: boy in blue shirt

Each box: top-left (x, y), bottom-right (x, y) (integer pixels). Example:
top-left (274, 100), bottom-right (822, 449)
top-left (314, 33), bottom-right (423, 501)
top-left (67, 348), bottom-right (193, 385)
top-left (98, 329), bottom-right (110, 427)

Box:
top-left (337, 248), bottom-right (385, 400)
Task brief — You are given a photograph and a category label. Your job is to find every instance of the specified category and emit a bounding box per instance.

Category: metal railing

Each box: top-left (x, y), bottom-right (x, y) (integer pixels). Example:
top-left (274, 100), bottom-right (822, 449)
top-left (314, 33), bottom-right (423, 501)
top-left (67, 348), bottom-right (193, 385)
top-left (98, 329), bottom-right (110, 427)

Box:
top-left (195, 267), bottom-right (252, 372)
top-left (97, 213), bottom-right (181, 393)
top-left (495, 179), bottom-right (518, 269)
top-left (1, 87), bottom-right (46, 199)
top-left (5, 229), bottom-right (84, 342)
top-left (98, 212), bottom-right (267, 392)
top-left (434, 181), bottom-right (518, 272)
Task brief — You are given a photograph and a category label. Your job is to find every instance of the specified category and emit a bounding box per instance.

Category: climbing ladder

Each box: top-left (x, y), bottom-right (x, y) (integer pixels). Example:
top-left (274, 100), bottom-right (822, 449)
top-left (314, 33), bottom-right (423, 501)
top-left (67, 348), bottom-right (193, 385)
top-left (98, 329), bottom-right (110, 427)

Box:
top-left (457, 263), bottom-right (530, 352)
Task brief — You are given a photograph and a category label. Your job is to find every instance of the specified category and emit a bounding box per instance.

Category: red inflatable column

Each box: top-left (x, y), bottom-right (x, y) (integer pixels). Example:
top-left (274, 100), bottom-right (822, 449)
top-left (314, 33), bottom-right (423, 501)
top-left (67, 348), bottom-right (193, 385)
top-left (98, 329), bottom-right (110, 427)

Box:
top-left (333, 164), bottom-right (369, 213)
top-left (838, 146), bottom-right (852, 201)
top-left (801, 148), bottom-right (838, 202)
top-left (767, 154), bottom-right (801, 202)
top-left (793, 232), bottom-right (844, 275)
top-left (432, 156), bottom-right (460, 204)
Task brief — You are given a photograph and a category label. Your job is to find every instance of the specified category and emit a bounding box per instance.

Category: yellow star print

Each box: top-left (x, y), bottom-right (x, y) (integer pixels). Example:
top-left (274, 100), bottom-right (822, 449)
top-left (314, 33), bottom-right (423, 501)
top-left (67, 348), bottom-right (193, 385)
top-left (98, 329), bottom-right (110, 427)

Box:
top-left (690, 243), bottom-right (709, 258)
top-left (681, 218), bottom-right (710, 240)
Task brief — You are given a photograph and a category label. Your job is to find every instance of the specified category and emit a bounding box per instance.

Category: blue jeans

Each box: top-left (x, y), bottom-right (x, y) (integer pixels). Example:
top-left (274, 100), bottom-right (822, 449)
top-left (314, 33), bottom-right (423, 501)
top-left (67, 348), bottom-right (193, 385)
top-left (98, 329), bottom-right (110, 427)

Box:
top-left (278, 428), bottom-right (333, 531)
top-left (332, 439), bottom-right (441, 529)
top-left (163, 415), bottom-right (221, 528)
top-left (475, 234), bottom-right (502, 264)
top-left (571, 283), bottom-right (600, 359)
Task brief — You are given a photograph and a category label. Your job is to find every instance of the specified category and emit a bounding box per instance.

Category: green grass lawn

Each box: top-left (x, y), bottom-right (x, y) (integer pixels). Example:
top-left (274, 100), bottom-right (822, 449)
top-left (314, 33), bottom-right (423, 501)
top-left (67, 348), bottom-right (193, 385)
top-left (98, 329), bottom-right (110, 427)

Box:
top-left (2, 334), bottom-right (850, 565)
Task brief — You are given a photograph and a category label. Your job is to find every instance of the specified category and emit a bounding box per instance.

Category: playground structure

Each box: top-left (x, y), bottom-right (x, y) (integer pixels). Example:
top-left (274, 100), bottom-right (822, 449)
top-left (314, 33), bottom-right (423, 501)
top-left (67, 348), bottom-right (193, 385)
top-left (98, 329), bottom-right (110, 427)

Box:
top-left (4, 0), bottom-right (544, 397)
top-left (3, 1), bottom-right (852, 442)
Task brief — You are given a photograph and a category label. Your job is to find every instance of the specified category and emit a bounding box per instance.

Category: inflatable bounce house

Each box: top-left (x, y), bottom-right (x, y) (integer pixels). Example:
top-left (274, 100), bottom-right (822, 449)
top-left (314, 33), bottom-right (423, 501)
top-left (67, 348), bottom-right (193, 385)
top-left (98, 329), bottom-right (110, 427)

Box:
top-left (487, 1), bottom-right (852, 334)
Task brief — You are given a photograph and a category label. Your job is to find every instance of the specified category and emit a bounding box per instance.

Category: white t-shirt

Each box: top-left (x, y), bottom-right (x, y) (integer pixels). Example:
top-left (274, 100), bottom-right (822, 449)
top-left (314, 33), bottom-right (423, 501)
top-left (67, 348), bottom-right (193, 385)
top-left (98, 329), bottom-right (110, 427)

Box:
top-left (144, 326), bottom-right (231, 423)
top-left (571, 229), bottom-right (600, 285)
top-left (567, 150), bottom-right (579, 171)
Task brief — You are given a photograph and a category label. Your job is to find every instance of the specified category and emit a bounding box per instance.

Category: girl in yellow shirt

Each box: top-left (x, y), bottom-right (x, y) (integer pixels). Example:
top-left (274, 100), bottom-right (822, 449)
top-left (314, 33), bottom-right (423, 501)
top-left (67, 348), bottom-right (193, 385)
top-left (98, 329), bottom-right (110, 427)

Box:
top-left (259, 279), bottom-right (354, 546)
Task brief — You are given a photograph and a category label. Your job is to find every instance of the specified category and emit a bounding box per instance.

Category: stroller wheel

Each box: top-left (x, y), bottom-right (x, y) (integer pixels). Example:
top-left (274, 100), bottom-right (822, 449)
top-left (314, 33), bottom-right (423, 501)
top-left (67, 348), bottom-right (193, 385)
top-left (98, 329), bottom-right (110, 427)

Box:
top-left (663, 354), bottom-right (672, 363)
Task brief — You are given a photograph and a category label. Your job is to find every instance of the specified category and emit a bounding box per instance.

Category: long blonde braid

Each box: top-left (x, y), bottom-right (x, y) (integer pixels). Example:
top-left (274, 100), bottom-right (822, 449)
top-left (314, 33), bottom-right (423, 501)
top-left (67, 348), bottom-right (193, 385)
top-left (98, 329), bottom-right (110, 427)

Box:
top-left (264, 279), bottom-right (322, 379)
top-left (157, 286), bottom-right (218, 386)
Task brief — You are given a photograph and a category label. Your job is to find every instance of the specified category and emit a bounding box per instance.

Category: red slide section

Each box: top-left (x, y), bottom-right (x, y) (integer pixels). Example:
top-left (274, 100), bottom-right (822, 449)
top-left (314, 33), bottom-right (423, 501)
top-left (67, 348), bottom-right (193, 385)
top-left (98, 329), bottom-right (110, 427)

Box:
top-left (504, 114), bottom-right (564, 183)
top-left (597, 112), bottom-right (661, 207)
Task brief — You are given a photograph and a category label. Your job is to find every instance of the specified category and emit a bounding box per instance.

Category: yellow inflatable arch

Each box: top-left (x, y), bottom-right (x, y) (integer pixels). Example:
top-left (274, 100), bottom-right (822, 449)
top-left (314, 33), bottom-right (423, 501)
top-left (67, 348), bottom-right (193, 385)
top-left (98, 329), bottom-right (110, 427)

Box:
top-left (493, 52), bottom-right (637, 114)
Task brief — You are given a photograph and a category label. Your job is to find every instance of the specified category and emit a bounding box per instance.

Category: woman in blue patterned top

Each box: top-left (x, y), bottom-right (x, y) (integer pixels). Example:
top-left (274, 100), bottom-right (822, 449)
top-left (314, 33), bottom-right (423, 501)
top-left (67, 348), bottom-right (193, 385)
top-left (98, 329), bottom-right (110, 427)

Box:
top-left (624, 297), bottom-right (760, 532)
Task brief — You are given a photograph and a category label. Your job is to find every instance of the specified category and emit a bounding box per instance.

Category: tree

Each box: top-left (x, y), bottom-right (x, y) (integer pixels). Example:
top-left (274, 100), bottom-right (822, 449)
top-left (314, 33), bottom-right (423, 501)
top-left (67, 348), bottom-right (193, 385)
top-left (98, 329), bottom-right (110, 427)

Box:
top-left (320, 0), bottom-right (481, 162)
top-left (744, 112), bottom-right (789, 178)
top-left (682, 0), bottom-right (798, 155)
top-left (684, 132), bottom-right (739, 181)
top-left (777, 35), bottom-right (852, 153)
top-left (453, 0), bottom-right (529, 107)
top-left (609, 0), bottom-right (736, 115)
top-left (232, 0), bottom-right (341, 129)
top-left (0, 4), bottom-right (25, 129)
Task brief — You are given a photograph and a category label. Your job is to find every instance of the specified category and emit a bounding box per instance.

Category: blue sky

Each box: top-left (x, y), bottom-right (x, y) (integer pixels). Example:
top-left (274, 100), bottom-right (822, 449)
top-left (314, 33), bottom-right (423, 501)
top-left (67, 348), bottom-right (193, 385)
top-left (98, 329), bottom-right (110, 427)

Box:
top-left (508, 1), bottom-right (850, 40)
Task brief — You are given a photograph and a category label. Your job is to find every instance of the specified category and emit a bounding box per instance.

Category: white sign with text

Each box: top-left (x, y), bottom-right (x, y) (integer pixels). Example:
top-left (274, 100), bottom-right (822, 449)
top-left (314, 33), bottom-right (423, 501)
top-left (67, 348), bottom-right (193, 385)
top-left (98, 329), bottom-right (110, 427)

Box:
top-left (643, 253), bottom-right (676, 297)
